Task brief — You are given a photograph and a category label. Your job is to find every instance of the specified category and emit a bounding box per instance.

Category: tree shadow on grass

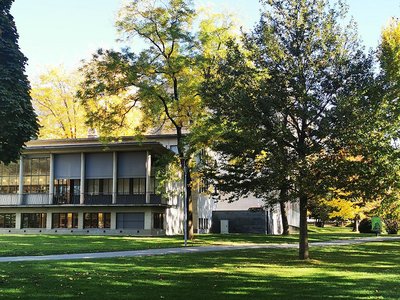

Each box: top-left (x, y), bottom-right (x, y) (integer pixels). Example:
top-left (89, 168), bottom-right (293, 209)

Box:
top-left (0, 241), bottom-right (399, 299)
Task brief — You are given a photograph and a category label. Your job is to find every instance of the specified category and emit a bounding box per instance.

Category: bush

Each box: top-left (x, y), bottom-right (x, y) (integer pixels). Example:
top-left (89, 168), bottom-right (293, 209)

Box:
top-left (384, 219), bottom-right (399, 234)
top-left (358, 218), bottom-right (372, 233)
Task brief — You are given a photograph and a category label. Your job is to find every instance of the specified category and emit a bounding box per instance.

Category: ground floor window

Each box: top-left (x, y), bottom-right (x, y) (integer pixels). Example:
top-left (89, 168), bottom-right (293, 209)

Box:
top-left (52, 213), bottom-right (78, 229)
top-left (0, 213), bottom-right (16, 228)
top-left (21, 213), bottom-right (46, 228)
top-left (198, 218), bottom-right (209, 230)
top-left (83, 213), bottom-right (111, 228)
top-left (153, 213), bottom-right (164, 229)
top-left (116, 213), bottom-right (144, 229)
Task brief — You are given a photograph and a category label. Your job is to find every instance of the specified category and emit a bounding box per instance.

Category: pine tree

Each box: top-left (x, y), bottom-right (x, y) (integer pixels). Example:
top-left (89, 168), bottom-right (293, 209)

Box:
top-left (0, 0), bottom-right (38, 163)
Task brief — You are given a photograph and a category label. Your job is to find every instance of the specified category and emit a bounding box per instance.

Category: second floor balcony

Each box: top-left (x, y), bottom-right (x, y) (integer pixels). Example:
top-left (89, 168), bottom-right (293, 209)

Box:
top-left (0, 193), bottom-right (165, 206)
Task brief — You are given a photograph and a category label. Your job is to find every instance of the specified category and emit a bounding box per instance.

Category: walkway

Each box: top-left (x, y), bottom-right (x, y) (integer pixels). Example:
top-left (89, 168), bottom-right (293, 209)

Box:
top-left (0, 236), bottom-right (399, 263)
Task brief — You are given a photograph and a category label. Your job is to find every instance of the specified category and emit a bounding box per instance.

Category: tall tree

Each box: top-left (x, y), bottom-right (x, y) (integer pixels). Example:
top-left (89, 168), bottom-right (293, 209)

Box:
top-left (200, 0), bottom-right (377, 259)
top-left (31, 67), bottom-right (89, 139)
top-left (78, 0), bottom-right (235, 240)
top-left (0, 0), bottom-right (38, 163)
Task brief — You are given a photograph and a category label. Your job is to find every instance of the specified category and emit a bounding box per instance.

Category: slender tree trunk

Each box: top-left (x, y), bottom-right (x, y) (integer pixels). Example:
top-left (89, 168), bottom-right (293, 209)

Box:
top-left (353, 217), bottom-right (359, 232)
top-left (177, 126), bottom-right (194, 240)
top-left (299, 194), bottom-right (309, 260)
top-left (279, 185), bottom-right (290, 235)
top-left (186, 160), bottom-right (194, 239)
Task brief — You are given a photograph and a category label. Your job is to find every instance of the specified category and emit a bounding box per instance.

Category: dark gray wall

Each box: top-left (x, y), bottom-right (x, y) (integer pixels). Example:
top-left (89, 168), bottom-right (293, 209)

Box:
top-left (211, 210), bottom-right (267, 234)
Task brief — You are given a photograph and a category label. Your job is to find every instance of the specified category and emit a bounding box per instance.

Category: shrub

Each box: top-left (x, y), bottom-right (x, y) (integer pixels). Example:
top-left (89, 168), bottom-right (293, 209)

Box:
top-left (384, 219), bottom-right (399, 234)
top-left (358, 218), bottom-right (372, 233)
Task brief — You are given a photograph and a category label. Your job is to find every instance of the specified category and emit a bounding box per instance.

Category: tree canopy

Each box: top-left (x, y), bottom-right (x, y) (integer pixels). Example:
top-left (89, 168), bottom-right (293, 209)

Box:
top-left (0, 0), bottom-right (38, 163)
top-left (78, 0), bottom-right (237, 239)
top-left (198, 0), bottom-right (390, 259)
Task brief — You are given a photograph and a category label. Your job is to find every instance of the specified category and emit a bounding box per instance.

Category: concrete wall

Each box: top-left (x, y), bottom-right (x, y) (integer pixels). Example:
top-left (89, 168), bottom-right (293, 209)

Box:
top-left (211, 210), bottom-right (267, 234)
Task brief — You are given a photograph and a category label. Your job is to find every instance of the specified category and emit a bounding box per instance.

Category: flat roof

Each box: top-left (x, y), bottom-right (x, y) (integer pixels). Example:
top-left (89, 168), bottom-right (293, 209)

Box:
top-left (24, 136), bottom-right (173, 155)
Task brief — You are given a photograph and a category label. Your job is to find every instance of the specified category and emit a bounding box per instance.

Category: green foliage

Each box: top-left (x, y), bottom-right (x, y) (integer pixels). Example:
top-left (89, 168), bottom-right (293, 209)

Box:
top-left (198, 0), bottom-right (381, 258)
top-left (0, 0), bottom-right (38, 163)
top-left (358, 218), bottom-right (373, 233)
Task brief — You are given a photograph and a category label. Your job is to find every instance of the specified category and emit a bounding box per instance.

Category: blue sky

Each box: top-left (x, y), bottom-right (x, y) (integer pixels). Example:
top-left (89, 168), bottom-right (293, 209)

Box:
top-left (10, 0), bottom-right (400, 81)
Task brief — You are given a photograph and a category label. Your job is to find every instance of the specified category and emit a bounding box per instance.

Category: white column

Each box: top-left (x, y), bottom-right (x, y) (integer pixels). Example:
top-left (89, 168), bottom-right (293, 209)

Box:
top-left (15, 212), bottom-right (21, 229)
top-left (77, 211), bottom-right (84, 229)
top-left (145, 151), bottom-right (151, 204)
top-left (49, 154), bottom-right (54, 204)
top-left (80, 153), bottom-right (85, 205)
top-left (18, 156), bottom-right (24, 205)
top-left (110, 211), bottom-right (117, 230)
top-left (46, 213), bottom-right (52, 230)
top-left (144, 210), bottom-right (152, 230)
top-left (112, 152), bottom-right (117, 204)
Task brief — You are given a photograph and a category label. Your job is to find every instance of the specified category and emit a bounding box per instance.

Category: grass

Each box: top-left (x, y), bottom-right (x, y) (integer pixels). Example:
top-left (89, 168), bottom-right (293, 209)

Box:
top-left (0, 241), bottom-right (399, 299)
top-left (0, 225), bottom-right (379, 257)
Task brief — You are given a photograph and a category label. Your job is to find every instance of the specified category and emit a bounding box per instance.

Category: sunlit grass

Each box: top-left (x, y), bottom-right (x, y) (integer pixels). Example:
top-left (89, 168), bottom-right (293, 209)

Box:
top-left (0, 225), bottom-right (381, 257)
top-left (0, 241), bottom-right (399, 299)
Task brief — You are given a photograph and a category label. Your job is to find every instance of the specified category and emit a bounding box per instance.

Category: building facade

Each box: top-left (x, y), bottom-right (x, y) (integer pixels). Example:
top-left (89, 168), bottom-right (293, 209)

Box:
top-left (0, 137), bottom-right (180, 235)
top-left (0, 135), bottom-right (299, 236)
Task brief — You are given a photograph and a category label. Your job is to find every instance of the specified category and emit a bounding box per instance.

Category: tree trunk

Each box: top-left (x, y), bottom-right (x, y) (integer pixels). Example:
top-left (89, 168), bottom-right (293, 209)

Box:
top-left (185, 161), bottom-right (194, 240)
top-left (353, 217), bottom-right (359, 232)
top-left (279, 186), bottom-right (290, 235)
top-left (177, 126), bottom-right (194, 241)
top-left (299, 194), bottom-right (309, 260)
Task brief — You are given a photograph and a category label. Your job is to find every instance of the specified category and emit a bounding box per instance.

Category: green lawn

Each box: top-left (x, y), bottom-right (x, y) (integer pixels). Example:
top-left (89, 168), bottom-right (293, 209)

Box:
top-left (0, 225), bottom-right (378, 257)
top-left (0, 241), bottom-right (399, 299)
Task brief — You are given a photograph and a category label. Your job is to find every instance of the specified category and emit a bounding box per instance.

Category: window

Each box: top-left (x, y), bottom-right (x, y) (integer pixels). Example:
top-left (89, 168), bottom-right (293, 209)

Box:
top-left (153, 213), bottom-right (164, 229)
top-left (117, 178), bottom-right (147, 195)
top-left (52, 213), bottom-right (78, 229)
top-left (54, 179), bottom-right (80, 204)
top-left (0, 162), bottom-right (19, 194)
top-left (0, 213), bottom-right (16, 228)
top-left (86, 179), bottom-right (112, 195)
top-left (83, 213), bottom-right (111, 228)
top-left (169, 145), bottom-right (178, 154)
top-left (198, 218), bottom-right (209, 230)
top-left (23, 157), bottom-right (49, 194)
top-left (21, 213), bottom-right (47, 228)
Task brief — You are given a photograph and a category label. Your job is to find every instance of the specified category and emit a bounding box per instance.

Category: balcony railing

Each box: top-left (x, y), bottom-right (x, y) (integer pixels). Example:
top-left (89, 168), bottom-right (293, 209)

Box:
top-left (84, 193), bottom-right (113, 205)
top-left (0, 194), bottom-right (19, 206)
top-left (53, 194), bottom-right (80, 205)
top-left (22, 194), bottom-right (49, 205)
top-left (0, 193), bottom-right (164, 206)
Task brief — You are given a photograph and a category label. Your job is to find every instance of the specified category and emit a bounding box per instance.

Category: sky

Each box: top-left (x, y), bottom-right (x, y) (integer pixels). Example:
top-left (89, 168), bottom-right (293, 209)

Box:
top-left (10, 0), bottom-right (400, 81)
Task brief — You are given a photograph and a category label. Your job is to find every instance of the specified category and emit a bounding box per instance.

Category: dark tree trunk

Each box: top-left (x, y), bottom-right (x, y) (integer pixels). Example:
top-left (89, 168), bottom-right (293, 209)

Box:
top-left (279, 185), bottom-right (290, 235)
top-left (177, 126), bottom-right (194, 241)
top-left (185, 161), bottom-right (194, 239)
top-left (299, 194), bottom-right (309, 260)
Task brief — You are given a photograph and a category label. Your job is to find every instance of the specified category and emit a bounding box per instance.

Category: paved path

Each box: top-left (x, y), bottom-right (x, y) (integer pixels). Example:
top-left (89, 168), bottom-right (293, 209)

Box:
top-left (0, 236), bottom-right (399, 263)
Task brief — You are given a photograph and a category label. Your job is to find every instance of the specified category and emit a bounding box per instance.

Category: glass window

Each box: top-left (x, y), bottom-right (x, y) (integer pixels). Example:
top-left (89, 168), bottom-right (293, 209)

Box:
top-left (84, 213), bottom-right (110, 229)
top-left (0, 162), bottom-right (19, 194)
top-left (21, 213), bottom-right (47, 228)
top-left (52, 213), bottom-right (78, 229)
top-left (0, 213), bottom-right (16, 228)
top-left (86, 179), bottom-right (112, 195)
top-left (23, 157), bottom-right (50, 194)
top-left (153, 213), bottom-right (164, 229)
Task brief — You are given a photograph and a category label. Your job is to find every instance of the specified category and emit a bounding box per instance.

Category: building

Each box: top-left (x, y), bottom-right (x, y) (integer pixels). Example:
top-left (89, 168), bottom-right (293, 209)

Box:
top-left (0, 136), bottom-right (184, 235)
top-left (0, 135), bottom-right (299, 235)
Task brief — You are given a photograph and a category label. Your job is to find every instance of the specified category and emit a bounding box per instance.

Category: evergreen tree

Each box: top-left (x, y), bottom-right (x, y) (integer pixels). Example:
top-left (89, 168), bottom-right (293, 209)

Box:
top-left (0, 0), bottom-right (38, 163)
